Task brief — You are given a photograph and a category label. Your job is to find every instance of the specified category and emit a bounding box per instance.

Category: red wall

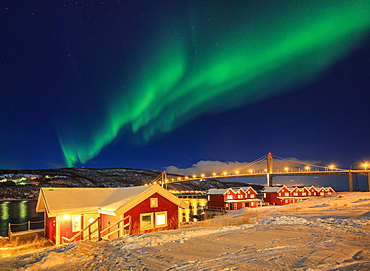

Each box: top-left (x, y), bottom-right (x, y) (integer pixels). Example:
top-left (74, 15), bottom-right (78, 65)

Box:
top-left (208, 195), bottom-right (225, 208)
top-left (59, 216), bottom-right (81, 243)
top-left (45, 212), bottom-right (55, 244)
top-left (124, 192), bottom-right (179, 235)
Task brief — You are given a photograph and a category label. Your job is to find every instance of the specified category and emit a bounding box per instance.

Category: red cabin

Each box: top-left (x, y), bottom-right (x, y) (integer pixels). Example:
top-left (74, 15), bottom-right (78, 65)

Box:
top-left (317, 187), bottom-right (326, 196)
top-left (36, 185), bottom-right (188, 245)
top-left (325, 187), bottom-right (335, 195)
top-left (305, 186), bottom-right (318, 196)
top-left (263, 185), bottom-right (293, 205)
top-left (207, 187), bottom-right (261, 210)
top-left (300, 187), bottom-right (309, 197)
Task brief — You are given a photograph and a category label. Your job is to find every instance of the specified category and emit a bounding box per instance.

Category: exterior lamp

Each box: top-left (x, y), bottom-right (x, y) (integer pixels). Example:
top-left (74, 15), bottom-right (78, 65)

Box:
top-left (363, 163), bottom-right (369, 170)
top-left (62, 214), bottom-right (71, 220)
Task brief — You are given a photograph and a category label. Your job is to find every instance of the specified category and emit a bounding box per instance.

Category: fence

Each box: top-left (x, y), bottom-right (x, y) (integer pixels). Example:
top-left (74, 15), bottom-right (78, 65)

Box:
top-left (8, 220), bottom-right (44, 241)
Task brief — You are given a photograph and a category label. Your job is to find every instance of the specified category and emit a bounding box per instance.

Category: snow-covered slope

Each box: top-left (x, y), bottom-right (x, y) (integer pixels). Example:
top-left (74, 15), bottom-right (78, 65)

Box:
top-left (1, 192), bottom-right (369, 270)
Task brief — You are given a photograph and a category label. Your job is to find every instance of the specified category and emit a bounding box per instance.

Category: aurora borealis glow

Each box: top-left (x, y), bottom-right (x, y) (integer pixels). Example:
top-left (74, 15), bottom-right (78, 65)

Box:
top-left (2, 1), bottom-right (370, 171)
top-left (58, 1), bottom-right (370, 167)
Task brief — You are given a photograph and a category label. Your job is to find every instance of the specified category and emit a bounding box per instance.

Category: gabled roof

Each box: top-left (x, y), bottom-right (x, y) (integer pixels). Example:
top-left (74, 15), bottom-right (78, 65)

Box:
top-left (207, 188), bottom-right (229, 195)
top-left (305, 186), bottom-right (318, 191)
top-left (263, 185), bottom-right (289, 193)
top-left (36, 185), bottom-right (187, 216)
top-left (208, 187), bottom-right (255, 195)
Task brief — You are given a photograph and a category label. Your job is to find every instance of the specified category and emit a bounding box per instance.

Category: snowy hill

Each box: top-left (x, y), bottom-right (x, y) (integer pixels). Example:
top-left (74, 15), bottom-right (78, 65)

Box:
top-left (0, 167), bottom-right (261, 200)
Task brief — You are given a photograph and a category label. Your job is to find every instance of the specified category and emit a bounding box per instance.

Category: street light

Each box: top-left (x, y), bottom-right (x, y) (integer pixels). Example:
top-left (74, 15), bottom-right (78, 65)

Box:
top-left (235, 171), bottom-right (239, 175)
top-left (363, 163), bottom-right (369, 171)
top-left (305, 166), bottom-right (310, 171)
top-left (249, 169), bottom-right (253, 174)
top-left (284, 167), bottom-right (289, 172)
top-left (223, 171), bottom-right (227, 176)
top-left (329, 164), bottom-right (335, 171)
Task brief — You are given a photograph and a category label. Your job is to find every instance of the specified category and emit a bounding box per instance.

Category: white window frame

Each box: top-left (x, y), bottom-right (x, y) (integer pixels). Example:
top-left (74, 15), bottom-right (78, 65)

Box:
top-left (150, 198), bottom-right (158, 208)
top-left (140, 213), bottom-right (154, 231)
top-left (227, 195), bottom-right (233, 199)
top-left (155, 211), bottom-right (167, 227)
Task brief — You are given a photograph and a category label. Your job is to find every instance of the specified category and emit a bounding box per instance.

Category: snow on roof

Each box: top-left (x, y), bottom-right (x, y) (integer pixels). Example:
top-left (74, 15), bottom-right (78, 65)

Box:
top-left (263, 187), bottom-right (282, 193)
top-left (37, 185), bottom-right (187, 216)
top-left (207, 188), bottom-right (229, 195)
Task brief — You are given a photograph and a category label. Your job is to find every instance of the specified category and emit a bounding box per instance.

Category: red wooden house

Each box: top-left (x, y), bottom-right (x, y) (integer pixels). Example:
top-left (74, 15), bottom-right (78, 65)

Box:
top-left (317, 187), bottom-right (326, 196)
top-left (305, 186), bottom-right (318, 196)
top-left (207, 187), bottom-right (261, 210)
top-left (300, 187), bottom-right (309, 197)
top-left (263, 185), bottom-right (292, 205)
top-left (36, 185), bottom-right (188, 245)
top-left (325, 187), bottom-right (335, 195)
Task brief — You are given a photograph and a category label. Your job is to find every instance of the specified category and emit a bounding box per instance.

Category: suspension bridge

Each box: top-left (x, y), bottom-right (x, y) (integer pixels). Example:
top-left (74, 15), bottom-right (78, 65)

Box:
top-left (148, 153), bottom-right (370, 192)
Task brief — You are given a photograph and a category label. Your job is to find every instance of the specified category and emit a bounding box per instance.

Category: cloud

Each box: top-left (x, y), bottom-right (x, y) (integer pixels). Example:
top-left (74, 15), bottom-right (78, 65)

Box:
top-left (165, 157), bottom-right (322, 176)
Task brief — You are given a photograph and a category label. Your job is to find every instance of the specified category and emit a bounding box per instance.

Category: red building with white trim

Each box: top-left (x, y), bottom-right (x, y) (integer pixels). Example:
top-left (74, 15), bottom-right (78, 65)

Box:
top-left (207, 187), bottom-right (261, 210)
top-left (36, 185), bottom-right (188, 245)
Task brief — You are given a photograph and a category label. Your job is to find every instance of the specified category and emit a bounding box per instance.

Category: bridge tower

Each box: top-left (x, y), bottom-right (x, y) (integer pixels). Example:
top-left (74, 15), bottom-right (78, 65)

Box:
top-left (266, 153), bottom-right (273, 187)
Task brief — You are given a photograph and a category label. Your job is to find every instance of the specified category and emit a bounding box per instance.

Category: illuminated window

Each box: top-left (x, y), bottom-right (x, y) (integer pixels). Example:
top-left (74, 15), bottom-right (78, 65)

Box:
top-left (150, 198), bottom-right (158, 208)
top-left (250, 194), bottom-right (255, 198)
top-left (285, 193), bottom-right (289, 196)
top-left (238, 194), bottom-right (243, 199)
top-left (227, 195), bottom-right (233, 199)
top-left (155, 211), bottom-right (167, 227)
top-left (140, 213), bottom-right (154, 230)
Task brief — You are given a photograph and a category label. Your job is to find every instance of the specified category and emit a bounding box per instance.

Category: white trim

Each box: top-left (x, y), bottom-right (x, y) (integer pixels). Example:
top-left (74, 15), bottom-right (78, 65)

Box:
top-left (155, 211), bottom-right (167, 227)
top-left (140, 213), bottom-right (154, 231)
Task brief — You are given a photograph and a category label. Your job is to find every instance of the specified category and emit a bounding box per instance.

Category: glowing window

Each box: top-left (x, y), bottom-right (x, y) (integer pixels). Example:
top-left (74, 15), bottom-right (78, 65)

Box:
top-left (140, 213), bottom-right (154, 230)
top-left (227, 195), bottom-right (233, 199)
top-left (150, 198), bottom-right (158, 208)
top-left (155, 211), bottom-right (167, 227)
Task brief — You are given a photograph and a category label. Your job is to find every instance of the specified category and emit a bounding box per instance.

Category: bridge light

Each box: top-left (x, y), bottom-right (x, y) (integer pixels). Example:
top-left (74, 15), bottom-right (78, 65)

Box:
top-left (235, 171), bottom-right (239, 175)
top-left (192, 175), bottom-right (196, 178)
top-left (153, 181), bottom-right (157, 184)
top-left (201, 174), bottom-right (205, 178)
top-left (329, 164), bottom-right (335, 170)
top-left (305, 166), bottom-right (310, 171)
top-left (284, 167), bottom-right (289, 172)
top-left (185, 176), bottom-right (189, 180)
top-left (223, 172), bottom-right (227, 176)
top-left (212, 172), bottom-right (216, 176)
top-left (363, 163), bottom-right (369, 170)
top-left (264, 169), bottom-right (267, 172)
top-left (249, 169), bottom-right (253, 174)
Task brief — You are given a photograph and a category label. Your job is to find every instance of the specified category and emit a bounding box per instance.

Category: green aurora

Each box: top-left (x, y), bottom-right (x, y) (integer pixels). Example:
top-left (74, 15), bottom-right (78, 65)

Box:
top-left (59, 1), bottom-right (370, 167)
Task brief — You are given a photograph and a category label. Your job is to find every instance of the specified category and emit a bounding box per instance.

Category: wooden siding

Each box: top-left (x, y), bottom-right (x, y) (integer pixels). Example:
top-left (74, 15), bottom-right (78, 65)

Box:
top-left (124, 192), bottom-right (179, 235)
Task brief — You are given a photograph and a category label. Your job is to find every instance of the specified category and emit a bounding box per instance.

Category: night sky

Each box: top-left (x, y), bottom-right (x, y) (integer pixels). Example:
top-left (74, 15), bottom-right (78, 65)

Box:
top-left (1, 1), bottom-right (370, 181)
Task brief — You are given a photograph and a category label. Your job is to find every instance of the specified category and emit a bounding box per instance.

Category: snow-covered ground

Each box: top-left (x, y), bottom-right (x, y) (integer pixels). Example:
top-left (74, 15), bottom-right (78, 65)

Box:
top-left (1, 192), bottom-right (369, 270)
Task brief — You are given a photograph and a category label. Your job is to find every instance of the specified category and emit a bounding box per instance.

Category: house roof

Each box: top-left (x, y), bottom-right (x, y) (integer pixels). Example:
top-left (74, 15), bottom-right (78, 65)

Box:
top-left (36, 185), bottom-right (188, 216)
top-left (207, 188), bottom-right (229, 195)
top-left (262, 187), bottom-right (282, 193)
top-left (207, 187), bottom-right (255, 195)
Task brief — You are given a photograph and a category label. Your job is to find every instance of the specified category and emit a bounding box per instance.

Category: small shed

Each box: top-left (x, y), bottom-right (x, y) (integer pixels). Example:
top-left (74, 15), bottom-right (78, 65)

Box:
top-left (36, 185), bottom-right (188, 245)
